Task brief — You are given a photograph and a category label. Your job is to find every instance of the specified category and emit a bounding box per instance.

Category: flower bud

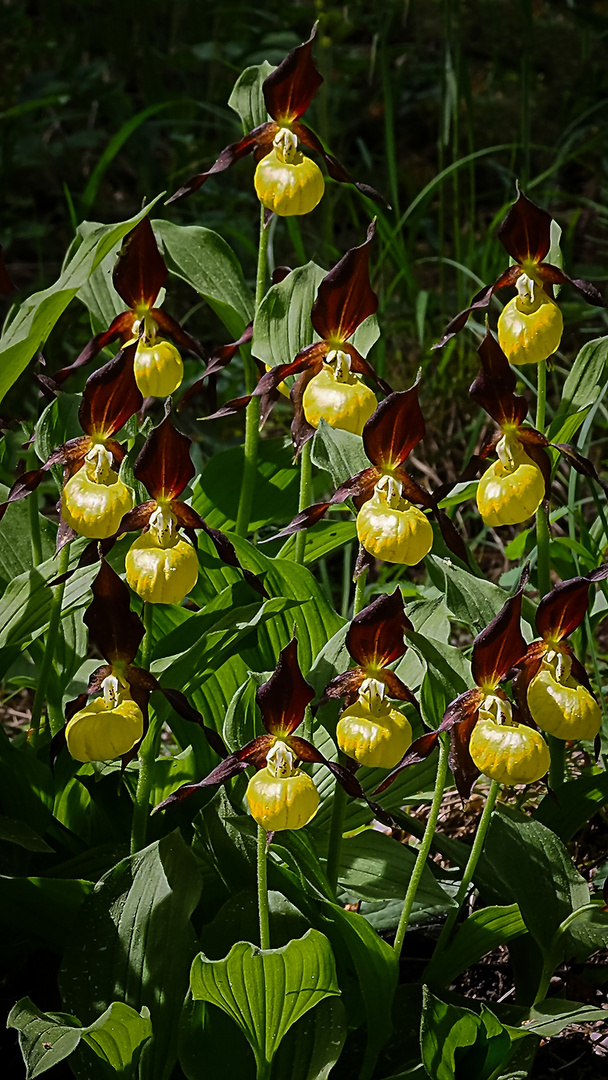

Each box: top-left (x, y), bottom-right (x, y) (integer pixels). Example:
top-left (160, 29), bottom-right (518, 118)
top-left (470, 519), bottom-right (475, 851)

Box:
top-left (125, 508), bottom-right (199, 604)
top-left (254, 129), bottom-right (324, 216)
top-left (527, 653), bottom-right (601, 741)
top-left (303, 351), bottom-right (377, 436)
top-left (337, 682), bottom-right (412, 768)
top-left (477, 434), bottom-right (544, 527)
top-left (134, 339), bottom-right (184, 398)
top-left (62, 444), bottom-right (133, 539)
top-left (66, 690), bottom-right (143, 763)
top-left (497, 276), bottom-right (563, 366)
top-left (356, 476), bottom-right (433, 565)
top-left (469, 693), bottom-right (550, 785)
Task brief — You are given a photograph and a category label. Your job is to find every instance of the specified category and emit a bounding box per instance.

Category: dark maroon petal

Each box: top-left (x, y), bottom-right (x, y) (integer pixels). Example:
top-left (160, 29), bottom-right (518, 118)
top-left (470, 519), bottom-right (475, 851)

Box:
top-left (263, 26), bottom-right (323, 122)
top-left (152, 308), bottom-right (206, 360)
top-left (497, 188), bottom-right (552, 264)
top-left (311, 221), bottom-right (378, 343)
top-left (536, 577), bottom-right (593, 641)
top-left (431, 506), bottom-right (471, 565)
top-left (199, 324), bottom-right (254, 382)
top-left (166, 125), bottom-right (274, 204)
top-left (271, 501), bottom-right (332, 540)
top-left (289, 735), bottom-right (365, 797)
top-left (254, 343), bottom-right (327, 397)
top-left (256, 638), bottom-right (315, 736)
top-left (204, 393), bottom-right (253, 420)
top-left (290, 369), bottom-right (316, 456)
top-left (79, 341), bottom-right (143, 438)
top-left (554, 444), bottom-right (608, 498)
top-left (471, 588), bottom-right (527, 688)
top-left (373, 731), bottom-right (440, 794)
top-left (382, 673), bottom-right (419, 710)
top-left (448, 708), bottom-right (481, 801)
top-left (198, 519), bottom-right (268, 598)
top-left (294, 123), bottom-right (390, 209)
top-left (347, 588), bottom-right (412, 668)
top-left (113, 218), bottom-right (167, 310)
top-left (153, 752), bottom-right (252, 812)
top-left (343, 344), bottom-right (389, 393)
top-left (84, 559), bottom-right (144, 665)
top-left (155, 685), bottom-right (227, 758)
top-left (119, 501), bottom-right (156, 533)
top-left (318, 670), bottom-right (365, 707)
top-left (432, 266), bottom-right (520, 350)
top-left (54, 312), bottom-right (136, 385)
top-left (536, 263), bottom-right (604, 306)
top-left (394, 468), bottom-right (434, 509)
top-left (363, 384), bottom-right (425, 470)
top-left (470, 331), bottom-right (529, 427)
top-left (134, 413), bottom-right (194, 500)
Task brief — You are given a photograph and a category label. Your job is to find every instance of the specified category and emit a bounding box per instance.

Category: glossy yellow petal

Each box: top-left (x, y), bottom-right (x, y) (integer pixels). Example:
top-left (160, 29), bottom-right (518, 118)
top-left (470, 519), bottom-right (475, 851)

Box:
top-left (62, 471), bottom-right (133, 539)
top-left (497, 289), bottom-right (563, 366)
top-left (126, 532), bottom-right (199, 604)
top-left (527, 669), bottom-right (601, 741)
top-left (470, 716), bottom-right (550, 785)
top-left (337, 698), bottom-right (412, 768)
top-left (246, 767), bottom-right (319, 831)
top-left (477, 448), bottom-right (544, 527)
top-left (357, 494), bottom-right (433, 565)
top-left (134, 340), bottom-right (184, 398)
top-left (254, 149), bottom-right (325, 216)
top-left (303, 367), bottom-right (377, 436)
top-left (66, 697), bottom-right (144, 763)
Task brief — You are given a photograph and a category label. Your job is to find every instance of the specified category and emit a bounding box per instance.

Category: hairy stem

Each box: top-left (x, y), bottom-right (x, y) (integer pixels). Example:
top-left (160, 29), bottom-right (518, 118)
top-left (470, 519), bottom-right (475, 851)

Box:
top-left (130, 605), bottom-right (159, 855)
top-left (393, 733), bottom-right (450, 958)
top-left (431, 779), bottom-right (499, 956)
top-left (257, 824), bottom-right (270, 949)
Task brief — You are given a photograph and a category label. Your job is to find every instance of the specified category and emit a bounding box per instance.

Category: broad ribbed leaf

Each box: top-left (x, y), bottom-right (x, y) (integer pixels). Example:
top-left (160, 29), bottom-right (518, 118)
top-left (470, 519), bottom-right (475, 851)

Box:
top-left (424, 904), bottom-right (527, 987)
top-left (58, 832), bottom-right (201, 1080)
top-left (337, 829), bottom-right (455, 911)
top-left (190, 930), bottom-right (339, 1073)
top-left (228, 61), bottom-right (275, 130)
top-left (0, 554), bottom-right (96, 650)
top-left (420, 988), bottom-right (511, 1080)
top-left (191, 437), bottom-right (299, 533)
top-left (8, 998), bottom-right (151, 1079)
top-left (154, 220), bottom-right (253, 338)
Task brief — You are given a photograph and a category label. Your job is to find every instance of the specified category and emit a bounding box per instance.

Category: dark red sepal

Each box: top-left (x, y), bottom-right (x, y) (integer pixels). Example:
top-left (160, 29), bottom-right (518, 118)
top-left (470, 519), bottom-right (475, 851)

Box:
top-left (147, 683), bottom-right (227, 759)
top-left (311, 221), bottom-right (378, 343)
top-left (293, 123), bottom-right (390, 209)
top-left (554, 444), bottom-right (608, 498)
top-left (256, 638), bottom-right (315, 737)
top-left (179, 325), bottom-right (254, 408)
top-left (536, 577), bottom-right (593, 642)
top-left (373, 731), bottom-right (440, 795)
top-left (151, 309), bottom-right (206, 360)
top-left (84, 559), bottom-right (144, 665)
top-left (441, 689), bottom-right (483, 801)
top-left (263, 25), bottom-right (323, 123)
top-left (55, 312), bottom-right (136, 384)
top-left (433, 267), bottom-right (521, 350)
top-left (347, 589), bottom-right (412, 668)
top-left (113, 218), bottom-right (167, 310)
top-left (471, 587), bottom-right (527, 688)
top-left (197, 520), bottom-right (268, 599)
top-left (135, 412), bottom-right (194, 501)
top-left (153, 752), bottom-right (252, 812)
top-left (363, 383), bottom-right (426, 470)
top-left (79, 342), bottom-right (142, 438)
top-left (166, 125), bottom-right (274, 205)
top-left (497, 188), bottom-right (552, 265)
top-left (470, 332), bottom-right (529, 427)
top-left (288, 736), bottom-right (365, 798)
